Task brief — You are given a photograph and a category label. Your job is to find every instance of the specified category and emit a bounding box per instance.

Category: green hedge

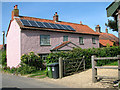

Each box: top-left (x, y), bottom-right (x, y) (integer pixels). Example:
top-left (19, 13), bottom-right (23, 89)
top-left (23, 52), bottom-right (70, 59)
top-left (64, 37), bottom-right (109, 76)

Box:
top-left (46, 46), bottom-right (120, 69)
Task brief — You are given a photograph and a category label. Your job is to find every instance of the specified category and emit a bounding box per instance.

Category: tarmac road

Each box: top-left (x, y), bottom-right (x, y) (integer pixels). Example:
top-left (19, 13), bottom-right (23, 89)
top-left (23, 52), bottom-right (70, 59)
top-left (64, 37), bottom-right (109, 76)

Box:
top-left (2, 72), bottom-right (68, 89)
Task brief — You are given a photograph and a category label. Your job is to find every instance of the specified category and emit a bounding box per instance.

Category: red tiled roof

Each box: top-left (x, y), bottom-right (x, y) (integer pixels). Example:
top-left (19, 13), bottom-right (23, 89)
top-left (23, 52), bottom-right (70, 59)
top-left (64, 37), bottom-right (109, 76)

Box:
top-left (99, 40), bottom-right (113, 46)
top-left (51, 41), bottom-right (70, 50)
top-left (99, 32), bottom-right (119, 46)
top-left (0, 45), bottom-right (3, 50)
top-left (14, 16), bottom-right (99, 35)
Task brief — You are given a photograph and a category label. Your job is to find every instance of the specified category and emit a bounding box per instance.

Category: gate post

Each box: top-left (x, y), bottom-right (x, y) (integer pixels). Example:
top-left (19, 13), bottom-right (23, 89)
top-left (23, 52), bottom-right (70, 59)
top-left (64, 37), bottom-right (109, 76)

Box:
top-left (83, 56), bottom-right (85, 71)
top-left (92, 55), bottom-right (97, 83)
top-left (59, 57), bottom-right (63, 79)
top-left (117, 55), bottom-right (120, 80)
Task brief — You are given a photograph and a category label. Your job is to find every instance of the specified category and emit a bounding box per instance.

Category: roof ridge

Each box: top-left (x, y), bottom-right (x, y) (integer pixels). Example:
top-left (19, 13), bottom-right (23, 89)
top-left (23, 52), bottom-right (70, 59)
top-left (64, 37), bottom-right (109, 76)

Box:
top-left (19, 15), bottom-right (86, 26)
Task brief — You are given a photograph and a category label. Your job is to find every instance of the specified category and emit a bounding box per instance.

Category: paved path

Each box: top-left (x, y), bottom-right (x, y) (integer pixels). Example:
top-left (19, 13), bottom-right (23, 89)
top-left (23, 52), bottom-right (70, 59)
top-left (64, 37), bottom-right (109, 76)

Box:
top-left (2, 72), bottom-right (68, 88)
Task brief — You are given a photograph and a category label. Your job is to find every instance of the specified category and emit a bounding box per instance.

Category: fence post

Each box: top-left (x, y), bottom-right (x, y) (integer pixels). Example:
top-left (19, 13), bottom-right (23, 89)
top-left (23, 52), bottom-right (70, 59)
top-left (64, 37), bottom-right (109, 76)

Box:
top-left (92, 55), bottom-right (97, 83)
top-left (83, 56), bottom-right (85, 71)
top-left (59, 57), bottom-right (63, 79)
top-left (117, 55), bottom-right (120, 80)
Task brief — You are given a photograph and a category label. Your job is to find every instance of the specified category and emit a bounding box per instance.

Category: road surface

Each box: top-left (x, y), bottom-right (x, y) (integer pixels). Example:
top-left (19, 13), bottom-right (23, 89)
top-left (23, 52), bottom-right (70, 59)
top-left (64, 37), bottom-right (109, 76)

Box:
top-left (2, 72), bottom-right (68, 88)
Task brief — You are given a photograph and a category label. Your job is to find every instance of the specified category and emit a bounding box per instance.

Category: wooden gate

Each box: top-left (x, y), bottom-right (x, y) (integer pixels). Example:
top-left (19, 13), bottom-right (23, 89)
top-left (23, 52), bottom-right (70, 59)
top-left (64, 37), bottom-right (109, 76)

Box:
top-left (59, 56), bottom-right (85, 78)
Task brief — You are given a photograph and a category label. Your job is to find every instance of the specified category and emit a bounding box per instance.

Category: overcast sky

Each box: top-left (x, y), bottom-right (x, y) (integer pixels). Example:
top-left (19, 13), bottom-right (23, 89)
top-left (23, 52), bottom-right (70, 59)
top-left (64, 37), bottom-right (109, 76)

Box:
top-left (0, 2), bottom-right (118, 44)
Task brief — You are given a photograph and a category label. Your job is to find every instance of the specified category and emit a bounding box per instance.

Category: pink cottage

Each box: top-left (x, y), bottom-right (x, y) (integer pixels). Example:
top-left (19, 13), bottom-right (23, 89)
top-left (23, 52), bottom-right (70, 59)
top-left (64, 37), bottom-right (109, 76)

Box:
top-left (6, 5), bottom-right (99, 68)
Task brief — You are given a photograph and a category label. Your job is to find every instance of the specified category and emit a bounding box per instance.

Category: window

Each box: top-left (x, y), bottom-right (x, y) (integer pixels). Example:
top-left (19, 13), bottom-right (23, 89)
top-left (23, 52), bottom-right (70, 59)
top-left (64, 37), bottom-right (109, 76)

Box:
top-left (92, 37), bottom-right (96, 44)
top-left (40, 35), bottom-right (50, 45)
top-left (79, 37), bottom-right (84, 44)
top-left (63, 36), bottom-right (68, 42)
top-left (39, 54), bottom-right (48, 62)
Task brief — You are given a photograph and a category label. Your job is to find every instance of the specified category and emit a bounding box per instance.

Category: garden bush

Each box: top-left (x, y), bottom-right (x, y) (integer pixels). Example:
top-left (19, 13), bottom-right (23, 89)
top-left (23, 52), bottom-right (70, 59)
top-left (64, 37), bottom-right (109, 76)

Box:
top-left (46, 46), bottom-right (120, 69)
top-left (2, 52), bottom-right (43, 75)
top-left (21, 52), bottom-right (43, 69)
top-left (16, 52), bottom-right (43, 75)
top-left (1, 50), bottom-right (6, 66)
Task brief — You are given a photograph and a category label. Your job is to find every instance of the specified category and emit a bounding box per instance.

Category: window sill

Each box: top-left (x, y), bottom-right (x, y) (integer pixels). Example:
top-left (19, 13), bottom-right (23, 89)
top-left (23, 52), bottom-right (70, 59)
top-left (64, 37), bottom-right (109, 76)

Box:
top-left (80, 43), bottom-right (84, 45)
top-left (40, 45), bottom-right (51, 46)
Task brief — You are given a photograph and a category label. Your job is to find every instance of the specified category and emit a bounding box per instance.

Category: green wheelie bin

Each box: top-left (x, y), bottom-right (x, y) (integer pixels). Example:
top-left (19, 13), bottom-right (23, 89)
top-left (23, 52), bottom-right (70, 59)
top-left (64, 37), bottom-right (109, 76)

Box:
top-left (47, 63), bottom-right (53, 78)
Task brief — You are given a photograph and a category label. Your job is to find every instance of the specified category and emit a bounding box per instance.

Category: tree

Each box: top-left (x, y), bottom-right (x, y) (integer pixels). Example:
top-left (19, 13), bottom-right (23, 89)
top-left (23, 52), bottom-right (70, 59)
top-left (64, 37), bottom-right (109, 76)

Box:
top-left (105, 19), bottom-right (118, 32)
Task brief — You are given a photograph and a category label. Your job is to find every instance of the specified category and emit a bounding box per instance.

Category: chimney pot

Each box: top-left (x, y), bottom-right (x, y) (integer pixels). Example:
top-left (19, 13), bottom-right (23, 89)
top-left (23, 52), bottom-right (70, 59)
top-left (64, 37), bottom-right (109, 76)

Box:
top-left (106, 27), bottom-right (108, 33)
top-left (95, 25), bottom-right (101, 33)
top-left (80, 21), bottom-right (82, 24)
top-left (53, 12), bottom-right (59, 22)
top-left (14, 5), bottom-right (18, 9)
top-left (55, 12), bottom-right (57, 15)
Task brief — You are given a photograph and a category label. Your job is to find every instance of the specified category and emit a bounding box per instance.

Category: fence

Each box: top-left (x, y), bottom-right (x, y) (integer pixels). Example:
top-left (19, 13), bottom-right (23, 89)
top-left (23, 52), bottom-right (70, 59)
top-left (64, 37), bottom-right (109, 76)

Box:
top-left (91, 55), bottom-right (120, 83)
top-left (59, 56), bottom-right (85, 78)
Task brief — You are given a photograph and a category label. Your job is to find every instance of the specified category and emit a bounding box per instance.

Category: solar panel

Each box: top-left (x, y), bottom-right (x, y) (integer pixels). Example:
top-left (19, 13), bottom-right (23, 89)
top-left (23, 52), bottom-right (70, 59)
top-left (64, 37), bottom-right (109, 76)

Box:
top-left (36, 21), bottom-right (46, 28)
top-left (28, 20), bottom-right (38, 27)
top-left (20, 19), bottom-right (76, 31)
top-left (43, 22), bottom-right (53, 29)
top-left (66, 25), bottom-right (75, 31)
top-left (55, 24), bottom-right (65, 30)
top-left (49, 23), bottom-right (58, 29)
top-left (61, 25), bottom-right (70, 30)
top-left (20, 19), bottom-right (31, 26)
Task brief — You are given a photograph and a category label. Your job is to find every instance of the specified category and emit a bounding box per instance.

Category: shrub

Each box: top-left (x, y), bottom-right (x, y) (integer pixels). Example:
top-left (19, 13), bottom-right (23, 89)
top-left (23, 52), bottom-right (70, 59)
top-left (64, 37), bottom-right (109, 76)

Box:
top-left (2, 52), bottom-right (43, 75)
top-left (15, 52), bottom-right (43, 75)
top-left (2, 50), bottom-right (6, 66)
top-left (46, 46), bottom-right (120, 69)
top-left (16, 64), bottom-right (36, 75)
top-left (21, 52), bottom-right (43, 69)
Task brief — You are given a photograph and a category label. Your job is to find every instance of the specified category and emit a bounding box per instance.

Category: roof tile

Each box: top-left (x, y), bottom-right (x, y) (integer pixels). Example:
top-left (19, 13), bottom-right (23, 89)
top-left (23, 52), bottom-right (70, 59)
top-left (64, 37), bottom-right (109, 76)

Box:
top-left (15, 16), bottom-right (99, 35)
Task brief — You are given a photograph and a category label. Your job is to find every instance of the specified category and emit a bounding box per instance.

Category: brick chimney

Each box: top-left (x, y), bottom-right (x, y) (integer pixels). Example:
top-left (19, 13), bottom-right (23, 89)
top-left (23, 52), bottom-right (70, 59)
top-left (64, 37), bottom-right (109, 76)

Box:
top-left (105, 27), bottom-right (108, 33)
top-left (95, 25), bottom-right (101, 33)
top-left (12, 5), bottom-right (19, 20)
top-left (53, 12), bottom-right (58, 22)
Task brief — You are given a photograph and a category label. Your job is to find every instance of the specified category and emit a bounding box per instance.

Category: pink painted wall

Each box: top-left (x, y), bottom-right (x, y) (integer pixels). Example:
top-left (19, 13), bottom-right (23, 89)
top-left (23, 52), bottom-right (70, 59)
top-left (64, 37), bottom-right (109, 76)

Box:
top-left (7, 20), bottom-right (21, 68)
top-left (21, 30), bottom-right (99, 55)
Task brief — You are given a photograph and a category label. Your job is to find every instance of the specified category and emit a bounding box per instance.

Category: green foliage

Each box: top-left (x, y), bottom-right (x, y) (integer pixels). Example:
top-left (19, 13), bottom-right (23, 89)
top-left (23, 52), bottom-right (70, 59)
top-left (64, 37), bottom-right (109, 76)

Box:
top-left (106, 61), bottom-right (118, 66)
top-left (2, 50), bottom-right (6, 66)
top-left (2, 52), bottom-right (43, 75)
top-left (17, 52), bottom-right (43, 75)
top-left (21, 52), bottom-right (43, 69)
top-left (28, 70), bottom-right (46, 78)
top-left (46, 46), bottom-right (120, 69)
top-left (105, 19), bottom-right (118, 32)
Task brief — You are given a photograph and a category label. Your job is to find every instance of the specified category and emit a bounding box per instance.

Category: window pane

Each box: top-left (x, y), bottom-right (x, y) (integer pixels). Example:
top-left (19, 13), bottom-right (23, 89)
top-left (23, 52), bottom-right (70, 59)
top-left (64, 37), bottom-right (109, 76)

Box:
top-left (79, 37), bottom-right (83, 44)
top-left (63, 36), bottom-right (68, 42)
top-left (40, 35), bottom-right (50, 45)
top-left (92, 37), bottom-right (96, 44)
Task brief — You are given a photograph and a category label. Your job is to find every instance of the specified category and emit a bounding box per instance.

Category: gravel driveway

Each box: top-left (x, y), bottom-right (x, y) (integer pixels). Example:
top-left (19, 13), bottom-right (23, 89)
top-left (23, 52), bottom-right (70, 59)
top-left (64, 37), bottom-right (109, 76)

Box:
top-left (37, 66), bottom-right (118, 88)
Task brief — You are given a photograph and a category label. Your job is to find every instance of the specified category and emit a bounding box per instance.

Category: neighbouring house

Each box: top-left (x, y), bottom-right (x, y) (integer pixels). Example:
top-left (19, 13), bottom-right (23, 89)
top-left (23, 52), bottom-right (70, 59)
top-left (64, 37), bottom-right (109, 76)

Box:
top-left (6, 5), bottom-right (100, 67)
top-left (0, 44), bottom-right (6, 50)
top-left (95, 25), bottom-right (119, 47)
top-left (0, 45), bottom-right (3, 50)
top-left (106, 0), bottom-right (120, 45)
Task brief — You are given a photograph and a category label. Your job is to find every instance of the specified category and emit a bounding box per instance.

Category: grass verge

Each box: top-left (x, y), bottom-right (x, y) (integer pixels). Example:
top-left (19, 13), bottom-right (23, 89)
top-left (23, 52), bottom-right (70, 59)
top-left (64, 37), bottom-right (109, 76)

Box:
top-left (28, 70), bottom-right (46, 79)
top-left (106, 61), bottom-right (118, 66)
